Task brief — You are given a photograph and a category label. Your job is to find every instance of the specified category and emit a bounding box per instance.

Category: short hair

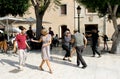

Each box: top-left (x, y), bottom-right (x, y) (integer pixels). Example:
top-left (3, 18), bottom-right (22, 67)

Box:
top-left (29, 26), bottom-right (32, 29)
top-left (41, 28), bottom-right (47, 34)
top-left (65, 30), bottom-right (70, 35)
top-left (49, 27), bottom-right (52, 30)
top-left (18, 26), bottom-right (26, 30)
top-left (74, 29), bottom-right (78, 32)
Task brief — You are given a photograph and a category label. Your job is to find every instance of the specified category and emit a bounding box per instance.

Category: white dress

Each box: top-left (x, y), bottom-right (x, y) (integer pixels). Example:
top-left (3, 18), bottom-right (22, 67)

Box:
top-left (41, 34), bottom-right (51, 60)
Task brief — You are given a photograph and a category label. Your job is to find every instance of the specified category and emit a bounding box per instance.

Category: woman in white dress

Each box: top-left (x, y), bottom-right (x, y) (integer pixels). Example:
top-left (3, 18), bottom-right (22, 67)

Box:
top-left (32, 28), bottom-right (52, 74)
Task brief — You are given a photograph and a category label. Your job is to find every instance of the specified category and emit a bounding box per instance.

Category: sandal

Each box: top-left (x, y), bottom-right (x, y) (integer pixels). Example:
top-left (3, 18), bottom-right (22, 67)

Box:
top-left (49, 69), bottom-right (53, 74)
top-left (39, 66), bottom-right (44, 71)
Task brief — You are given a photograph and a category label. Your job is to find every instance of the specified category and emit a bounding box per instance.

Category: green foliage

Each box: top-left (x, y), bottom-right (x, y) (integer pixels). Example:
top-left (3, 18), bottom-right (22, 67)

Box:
top-left (37, 0), bottom-right (61, 14)
top-left (76, 0), bottom-right (120, 17)
top-left (53, 0), bottom-right (61, 6)
top-left (30, 0), bottom-right (61, 38)
top-left (0, 0), bottom-right (30, 17)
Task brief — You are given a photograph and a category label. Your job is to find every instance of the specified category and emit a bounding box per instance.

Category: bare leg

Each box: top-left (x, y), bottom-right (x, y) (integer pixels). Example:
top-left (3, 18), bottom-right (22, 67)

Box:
top-left (13, 41), bottom-right (17, 53)
top-left (3, 40), bottom-right (7, 53)
top-left (103, 42), bottom-right (105, 50)
top-left (105, 42), bottom-right (109, 50)
top-left (46, 60), bottom-right (52, 74)
top-left (39, 60), bottom-right (45, 70)
top-left (70, 47), bottom-right (76, 57)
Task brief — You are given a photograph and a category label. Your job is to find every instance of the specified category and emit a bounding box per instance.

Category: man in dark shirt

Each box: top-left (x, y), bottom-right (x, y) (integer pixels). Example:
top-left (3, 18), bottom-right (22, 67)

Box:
top-left (48, 27), bottom-right (54, 50)
top-left (26, 26), bottom-right (34, 39)
top-left (0, 32), bottom-right (4, 41)
top-left (49, 27), bottom-right (54, 37)
top-left (91, 29), bottom-right (101, 57)
top-left (26, 26), bottom-right (34, 49)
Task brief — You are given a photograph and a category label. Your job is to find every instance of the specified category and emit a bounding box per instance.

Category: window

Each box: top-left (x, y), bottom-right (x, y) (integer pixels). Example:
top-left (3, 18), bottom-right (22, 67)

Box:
top-left (60, 4), bottom-right (67, 15)
top-left (87, 8), bottom-right (96, 13)
top-left (86, 8), bottom-right (97, 15)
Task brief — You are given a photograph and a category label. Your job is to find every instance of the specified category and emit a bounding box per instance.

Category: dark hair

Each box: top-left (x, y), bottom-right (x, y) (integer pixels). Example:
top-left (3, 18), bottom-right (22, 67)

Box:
top-left (29, 26), bottom-right (31, 29)
top-left (66, 28), bottom-right (69, 31)
top-left (49, 27), bottom-right (51, 30)
top-left (18, 26), bottom-right (26, 30)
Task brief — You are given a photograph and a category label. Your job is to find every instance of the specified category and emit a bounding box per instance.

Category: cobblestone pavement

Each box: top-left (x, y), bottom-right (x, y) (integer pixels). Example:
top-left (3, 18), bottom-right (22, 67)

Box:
top-left (0, 44), bottom-right (120, 79)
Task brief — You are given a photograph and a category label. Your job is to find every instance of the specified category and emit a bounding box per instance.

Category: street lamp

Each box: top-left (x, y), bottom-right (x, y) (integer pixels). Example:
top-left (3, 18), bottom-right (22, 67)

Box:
top-left (77, 5), bottom-right (81, 32)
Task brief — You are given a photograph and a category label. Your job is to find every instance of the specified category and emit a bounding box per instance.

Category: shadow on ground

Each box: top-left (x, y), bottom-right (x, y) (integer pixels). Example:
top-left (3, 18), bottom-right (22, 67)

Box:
top-left (51, 56), bottom-right (81, 69)
top-left (1, 59), bottom-right (38, 72)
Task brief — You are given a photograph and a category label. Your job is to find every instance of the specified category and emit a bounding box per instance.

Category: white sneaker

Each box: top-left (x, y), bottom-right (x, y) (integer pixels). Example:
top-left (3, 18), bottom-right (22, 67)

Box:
top-left (22, 63), bottom-right (26, 67)
top-left (18, 66), bottom-right (24, 70)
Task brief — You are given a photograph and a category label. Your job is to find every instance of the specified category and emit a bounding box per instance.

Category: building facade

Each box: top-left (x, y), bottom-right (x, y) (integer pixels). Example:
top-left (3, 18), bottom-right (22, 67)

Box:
top-left (23, 0), bottom-right (115, 39)
top-left (43, 0), bottom-right (115, 38)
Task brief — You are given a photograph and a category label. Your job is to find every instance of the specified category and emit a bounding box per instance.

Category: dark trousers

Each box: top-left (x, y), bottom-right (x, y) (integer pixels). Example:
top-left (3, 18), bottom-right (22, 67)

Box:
top-left (50, 44), bottom-right (53, 50)
top-left (54, 40), bottom-right (59, 47)
top-left (75, 46), bottom-right (87, 66)
top-left (62, 44), bottom-right (70, 57)
top-left (92, 45), bottom-right (101, 56)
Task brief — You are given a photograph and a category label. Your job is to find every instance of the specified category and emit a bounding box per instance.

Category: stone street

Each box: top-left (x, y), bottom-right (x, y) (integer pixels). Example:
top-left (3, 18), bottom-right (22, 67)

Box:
top-left (0, 44), bottom-right (120, 79)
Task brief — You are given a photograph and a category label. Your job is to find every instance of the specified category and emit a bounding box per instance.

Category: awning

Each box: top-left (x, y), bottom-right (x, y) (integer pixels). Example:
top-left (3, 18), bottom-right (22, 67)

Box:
top-left (0, 16), bottom-right (25, 40)
top-left (0, 25), bottom-right (4, 29)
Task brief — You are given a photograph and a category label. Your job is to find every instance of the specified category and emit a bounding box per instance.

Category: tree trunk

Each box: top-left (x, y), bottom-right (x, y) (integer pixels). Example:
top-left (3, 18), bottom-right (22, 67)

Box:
top-left (115, 31), bottom-right (120, 54)
top-left (34, 6), bottom-right (44, 39)
top-left (31, 0), bottom-right (51, 39)
top-left (36, 14), bottom-right (43, 39)
top-left (111, 36), bottom-right (118, 54)
top-left (110, 16), bottom-right (119, 53)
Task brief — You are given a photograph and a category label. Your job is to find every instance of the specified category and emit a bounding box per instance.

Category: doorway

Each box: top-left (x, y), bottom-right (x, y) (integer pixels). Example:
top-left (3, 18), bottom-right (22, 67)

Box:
top-left (61, 25), bottom-right (67, 38)
top-left (85, 24), bottom-right (98, 44)
top-left (85, 24), bottom-right (98, 34)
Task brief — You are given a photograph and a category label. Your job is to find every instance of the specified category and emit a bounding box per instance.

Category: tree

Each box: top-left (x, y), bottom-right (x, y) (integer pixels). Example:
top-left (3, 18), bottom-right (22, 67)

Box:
top-left (0, 0), bottom-right (30, 17)
top-left (31, 0), bottom-right (61, 39)
top-left (76, 0), bottom-right (120, 53)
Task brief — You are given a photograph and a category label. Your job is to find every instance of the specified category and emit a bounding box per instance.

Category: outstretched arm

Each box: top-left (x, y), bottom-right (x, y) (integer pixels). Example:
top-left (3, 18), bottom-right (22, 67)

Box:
top-left (83, 36), bottom-right (87, 48)
top-left (31, 38), bottom-right (42, 43)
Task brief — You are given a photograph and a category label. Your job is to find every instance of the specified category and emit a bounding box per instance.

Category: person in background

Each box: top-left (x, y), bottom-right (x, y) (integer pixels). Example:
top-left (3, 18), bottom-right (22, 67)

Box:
top-left (71, 30), bottom-right (87, 69)
top-left (31, 28), bottom-right (53, 74)
top-left (49, 27), bottom-right (54, 50)
top-left (12, 32), bottom-right (19, 54)
top-left (62, 30), bottom-right (71, 62)
top-left (26, 26), bottom-right (34, 39)
top-left (26, 26), bottom-right (35, 49)
top-left (102, 34), bottom-right (109, 51)
top-left (15, 26), bottom-right (30, 70)
top-left (0, 32), bottom-right (8, 53)
top-left (53, 34), bottom-right (59, 47)
top-left (91, 29), bottom-right (101, 57)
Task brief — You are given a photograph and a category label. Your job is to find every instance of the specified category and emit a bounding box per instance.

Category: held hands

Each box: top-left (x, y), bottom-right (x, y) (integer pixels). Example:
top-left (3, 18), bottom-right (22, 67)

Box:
top-left (30, 39), bottom-right (34, 42)
top-left (30, 38), bottom-right (42, 43)
top-left (30, 39), bottom-right (38, 42)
